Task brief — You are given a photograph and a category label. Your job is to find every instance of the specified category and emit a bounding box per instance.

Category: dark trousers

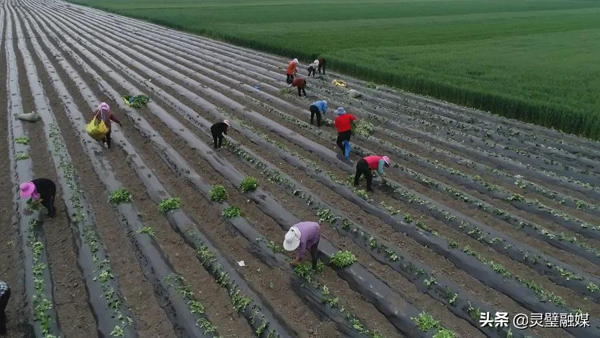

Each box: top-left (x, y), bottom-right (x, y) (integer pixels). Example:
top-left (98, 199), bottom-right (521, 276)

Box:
top-left (354, 159), bottom-right (373, 191)
top-left (286, 74), bottom-right (294, 84)
top-left (309, 105), bottom-right (322, 126)
top-left (33, 179), bottom-right (56, 218)
top-left (212, 129), bottom-right (224, 149)
top-left (336, 130), bottom-right (352, 153)
top-left (297, 87), bottom-right (306, 97)
top-left (0, 288), bottom-right (10, 335)
top-left (103, 130), bottom-right (112, 149)
top-left (308, 66), bottom-right (316, 77)
top-left (318, 61), bottom-right (326, 74)
top-left (309, 240), bottom-right (320, 269)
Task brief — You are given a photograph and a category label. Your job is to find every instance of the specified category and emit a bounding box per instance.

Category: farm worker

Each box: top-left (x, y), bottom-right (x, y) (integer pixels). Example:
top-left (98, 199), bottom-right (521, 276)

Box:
top-left (94, 102), bottom-right (121, 149)
top-left (307, 60), bottom-right (319, 77)
top-left (334, 107), bottom-right (357, 159)
top-left (354, 155), bottom-right (391, 192)
top-left (317, 57), bottom-right (326, 75)
top-left (0, 280), bottom-right (9, 335)
top-left (286, 58), bottom-right (298, 84)
top-left (19, 178), bottom-right (56, 218)
top-left (211, 119), bottom-right (230, 149)
top-left (292, 77), bottom-right (307, 97)
top-left (309, 100), bottom-right (327, 127)
top-left (283, 222), bottom-right (321, 269)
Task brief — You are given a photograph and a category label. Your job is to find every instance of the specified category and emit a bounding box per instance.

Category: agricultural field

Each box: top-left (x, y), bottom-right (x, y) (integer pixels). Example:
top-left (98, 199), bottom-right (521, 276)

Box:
top-left (1, 0), bottom-right (600, 338)
top-left (67, 0), bottom-right (600, 140)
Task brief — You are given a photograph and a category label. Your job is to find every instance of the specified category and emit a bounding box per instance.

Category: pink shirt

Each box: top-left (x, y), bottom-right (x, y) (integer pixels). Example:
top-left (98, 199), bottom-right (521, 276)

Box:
top-left (294, 222), bottom-right (320, 259)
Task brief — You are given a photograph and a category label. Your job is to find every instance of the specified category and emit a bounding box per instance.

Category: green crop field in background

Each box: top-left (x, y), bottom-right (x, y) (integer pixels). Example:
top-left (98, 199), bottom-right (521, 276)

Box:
top-left (69, 0), bottom-right (600, 139)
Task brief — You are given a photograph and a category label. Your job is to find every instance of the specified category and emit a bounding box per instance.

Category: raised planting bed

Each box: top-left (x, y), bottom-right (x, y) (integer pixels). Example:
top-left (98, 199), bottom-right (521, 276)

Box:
top-left (15, 13), bottom-right (137, 335)
top-left (20, 14), bottom-right (220, 337)
top-left (5, 11), bottom-right (61, 337)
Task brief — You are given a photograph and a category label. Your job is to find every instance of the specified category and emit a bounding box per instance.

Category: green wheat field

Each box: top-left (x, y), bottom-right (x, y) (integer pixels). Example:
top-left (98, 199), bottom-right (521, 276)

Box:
top-left (70, 0), bottom-right (600, 139)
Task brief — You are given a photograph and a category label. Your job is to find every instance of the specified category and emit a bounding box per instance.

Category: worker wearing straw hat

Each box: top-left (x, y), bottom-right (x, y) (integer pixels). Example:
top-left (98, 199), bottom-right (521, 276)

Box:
top-left (283, 222), bottom-right (321, 269)
top-left (19, 178), bottom-right (57, 217)
top-left (354, 155), bottom-right (391, 192)
top-left (210, 119), bottom-right (230, 149)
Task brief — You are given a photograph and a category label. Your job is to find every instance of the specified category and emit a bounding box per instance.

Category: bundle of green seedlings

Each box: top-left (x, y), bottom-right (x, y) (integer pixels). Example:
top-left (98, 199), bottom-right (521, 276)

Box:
top-left (109, 188), bottom-right (132, 204)
top-left (158, 197), bottom-right (182, 213)
top-left (123, 94), bottom-right (149, 108)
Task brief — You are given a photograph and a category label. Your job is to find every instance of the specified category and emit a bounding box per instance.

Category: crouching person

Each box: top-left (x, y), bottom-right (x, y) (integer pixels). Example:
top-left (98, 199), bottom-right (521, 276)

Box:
top-left (284, 222), bottom-right (321, 269)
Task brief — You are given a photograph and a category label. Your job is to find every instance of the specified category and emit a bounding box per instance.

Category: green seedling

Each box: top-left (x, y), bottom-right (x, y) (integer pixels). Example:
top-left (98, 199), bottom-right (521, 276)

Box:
top-left (222, 206), bottom-right (241, 219)
top-left (240, 176), bottom-right (259, 192)
top-left (330, 250), bottom-right (357, 269)
top-left (365, 82), bottom-right (377, 89)
top-left (15, 136), bottom-right (29, 145)
top-left (411, 312), bottom-right (439, 332)
top-left (109, 188), bottom-right (132, 204)
top-left (588, 282), bottom-right (599, 293)
top-left (136, 227), bottom-right (155, 236)
top-left (158, 198), bottom-right (181, 213)
top-left (352, 121), bottom-right (374, 137)
top-left (209, 185), bottom-right (228, 203)
top-left (294, 261), bottom-right (324, 282)
top-left (27, 198), bottom-right (42, 211)
top-left (110, 325), bottom-right (125, 337)
top-left (433, 328), bottom-right (456, 338)
top-left (16, 152), bottom-right (29, 161)
top-left (266, 240), bottom-right (283, 253)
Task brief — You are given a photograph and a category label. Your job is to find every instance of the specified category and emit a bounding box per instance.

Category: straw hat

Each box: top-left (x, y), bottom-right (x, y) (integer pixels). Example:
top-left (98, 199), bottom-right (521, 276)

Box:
top-left (292, 58), bottom-right (299, 64)
top-left (223, 120), bottom-right (230, 127)
top-left (382, 156), bottom-right (390, 166)
top-left (19, 182), bottom-right (36, 198)
top-left (283, 227), bottom-right (301, 251)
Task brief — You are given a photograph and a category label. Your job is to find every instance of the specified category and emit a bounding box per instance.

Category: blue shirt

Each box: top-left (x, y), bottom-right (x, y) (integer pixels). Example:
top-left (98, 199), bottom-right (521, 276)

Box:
top-left (311, 100), bottom-right (327, 114)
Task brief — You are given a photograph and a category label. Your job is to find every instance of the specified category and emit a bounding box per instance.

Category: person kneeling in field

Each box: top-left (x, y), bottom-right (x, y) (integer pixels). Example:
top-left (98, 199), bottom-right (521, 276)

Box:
top-left (286, 58), bottom-right (298, 84)
top-left (309, 100), bottom-right (327, 127)
top-left (20, 178), bottom-right (57, 218)
top-left (94, 102), bottom-right (121, 149)
top-left (210, 119), bottom-right (230, 149)
top-left (291, 77), bottom-right (307, 97)
top-left (334, 107), bottom-right (357, 159)
top-left (284, 222), bottom-right (321, 269)
top-left (354, 155), bottom-right (390, 192)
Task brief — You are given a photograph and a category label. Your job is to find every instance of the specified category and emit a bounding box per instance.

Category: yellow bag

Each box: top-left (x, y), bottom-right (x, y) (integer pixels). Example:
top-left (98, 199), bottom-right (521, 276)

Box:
top-left (332, 79), bottom-right (347, 87)
top-left (86, 115), bottom-right (109, 140)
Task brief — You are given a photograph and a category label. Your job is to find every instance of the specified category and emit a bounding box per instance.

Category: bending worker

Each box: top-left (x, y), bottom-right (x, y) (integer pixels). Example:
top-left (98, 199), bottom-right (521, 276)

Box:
top-left (334, 107), bottom-right (357, 159)
top-left (292, 77), bottom-right (307, 97)
top-left (309, 100), bottom-right (327, 127)
top-left (20, 178), bottom-right (57, 217)
top-left (286, 58), bottom-right (298, 84)
top-left (283, 221), bottom-right (321, 270)
top-left (210, 119), bottom-right (230, 149)
top-left (354, 155), bottom-right (391, 192)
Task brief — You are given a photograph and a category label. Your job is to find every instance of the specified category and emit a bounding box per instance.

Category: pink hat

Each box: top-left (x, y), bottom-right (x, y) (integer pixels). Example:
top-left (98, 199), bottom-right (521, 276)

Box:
top-left (20, 182), bottom-right (36, 198)
top-left (98, 102), bottom-right (110, 111)
top-left (382, 156), bottom-right (390, 165)
top-left (223, 120), bottom-right (230, 127)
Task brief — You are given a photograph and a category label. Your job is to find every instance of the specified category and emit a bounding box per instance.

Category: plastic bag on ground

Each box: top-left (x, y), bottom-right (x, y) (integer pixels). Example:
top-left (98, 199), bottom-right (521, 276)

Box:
top-left (16, 112), bottom-right (41, 122)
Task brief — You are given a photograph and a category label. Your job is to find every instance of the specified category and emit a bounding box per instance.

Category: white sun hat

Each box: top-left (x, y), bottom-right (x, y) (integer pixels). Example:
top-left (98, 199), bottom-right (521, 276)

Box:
top-left (283, 227), bottom-right (301, 251)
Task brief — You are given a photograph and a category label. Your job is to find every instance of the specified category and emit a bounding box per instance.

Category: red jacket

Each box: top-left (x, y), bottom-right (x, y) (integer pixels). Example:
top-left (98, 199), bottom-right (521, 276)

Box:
top-left (93, 109), bottom-right (120, 129)
top-left (292, 78), bottom-right (306, 88)
top-left (334, 114), bottom-right (357, 133)
top-left (364, 155), bottom-right (383, 170)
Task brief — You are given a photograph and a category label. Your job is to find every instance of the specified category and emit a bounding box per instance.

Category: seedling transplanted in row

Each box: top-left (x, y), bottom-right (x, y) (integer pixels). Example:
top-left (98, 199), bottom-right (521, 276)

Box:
top-left (109, 188), bottom-right (132, 204)
top-left (294, 261), bottom-right (324, 282)
top-left (330, 250), bottom-right (357, 269)
top-left (15, 136), bottom-right (30, 145)
top-left (352, 121), bottom-right (374, 137)
top-left (222, 206), bottom-right (241, 219)
top-left (240, 176), bottom-right (259, 192)
top-left (411, 311), bottom-right (439, 332)
top-left (209, 185), bottom-right (228, 203)
top-left (136, 227), bottom-right (155, 236)
top-left (158, 197), bottom-right (181, 213)
top-left (16, 152), bottom-right (30, 161)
